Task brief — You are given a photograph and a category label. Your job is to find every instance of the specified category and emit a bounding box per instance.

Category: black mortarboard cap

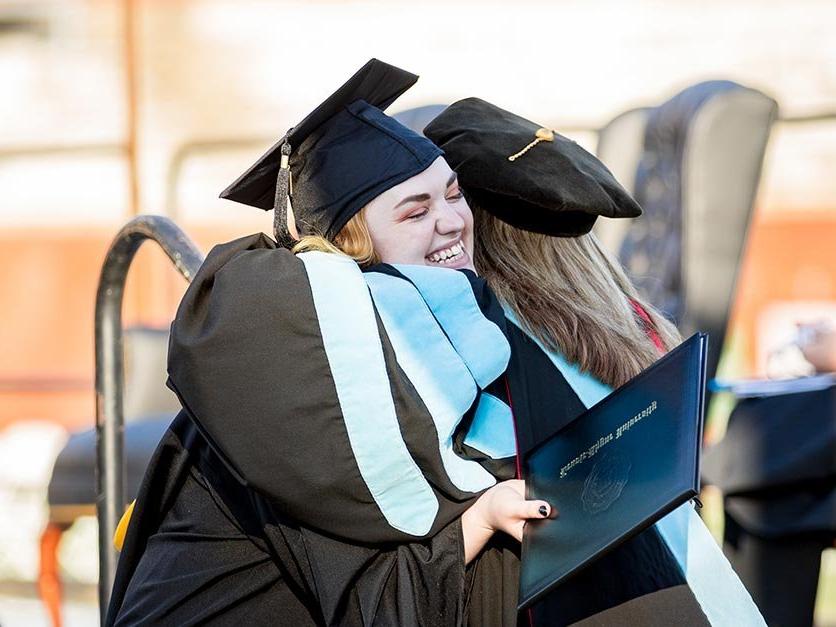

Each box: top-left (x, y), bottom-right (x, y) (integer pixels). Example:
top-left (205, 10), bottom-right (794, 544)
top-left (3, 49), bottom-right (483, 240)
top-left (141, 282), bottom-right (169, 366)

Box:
top-left (220, 59), bottom-right (442, 245)
top-left (424, 98), bottom-right (642, 237)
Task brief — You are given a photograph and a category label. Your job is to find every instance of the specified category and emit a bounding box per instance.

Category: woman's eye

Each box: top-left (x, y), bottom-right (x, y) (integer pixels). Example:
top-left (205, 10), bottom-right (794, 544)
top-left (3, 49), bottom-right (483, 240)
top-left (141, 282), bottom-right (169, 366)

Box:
top-left (447, 191), bottom-right (464, 202)
top-left (407, 208), bottom-right (429, 220)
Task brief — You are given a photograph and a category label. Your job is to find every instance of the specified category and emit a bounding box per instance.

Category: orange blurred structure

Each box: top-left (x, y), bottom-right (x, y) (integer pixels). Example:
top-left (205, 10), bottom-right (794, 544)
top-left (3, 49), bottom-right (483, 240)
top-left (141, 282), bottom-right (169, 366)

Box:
top-left (731, 210), bottom-right (836, 366)
top-left (0, 225), bottom-right (237, 431)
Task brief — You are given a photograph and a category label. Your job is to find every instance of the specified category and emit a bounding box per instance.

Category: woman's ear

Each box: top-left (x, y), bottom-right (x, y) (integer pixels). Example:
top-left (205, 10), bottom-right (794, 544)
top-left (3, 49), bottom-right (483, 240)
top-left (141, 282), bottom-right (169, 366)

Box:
top-left (286, 200), bottom-right (300, 241)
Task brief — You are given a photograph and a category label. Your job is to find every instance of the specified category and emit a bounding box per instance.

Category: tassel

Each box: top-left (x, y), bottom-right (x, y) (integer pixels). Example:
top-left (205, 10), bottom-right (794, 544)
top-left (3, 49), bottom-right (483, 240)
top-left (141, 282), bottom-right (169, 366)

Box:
top-left (507, 127), bottom-right (554, 162)
top-left (272, 133), bottom-right (295, 248)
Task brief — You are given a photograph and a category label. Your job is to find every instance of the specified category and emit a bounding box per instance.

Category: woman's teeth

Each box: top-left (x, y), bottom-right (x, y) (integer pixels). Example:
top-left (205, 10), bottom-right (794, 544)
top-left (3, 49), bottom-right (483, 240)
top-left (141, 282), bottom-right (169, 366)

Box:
top-left (426, 241), bottom-right (465, 264)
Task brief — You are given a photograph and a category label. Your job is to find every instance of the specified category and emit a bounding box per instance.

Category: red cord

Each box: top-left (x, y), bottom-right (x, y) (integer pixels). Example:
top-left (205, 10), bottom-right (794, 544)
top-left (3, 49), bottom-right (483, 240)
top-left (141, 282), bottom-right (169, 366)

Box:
top-left (631, 300), bottom-right (665, 354)
top-left (503, 374), bottom-right (535, 627)
top-left (504, 374), bottom-right (523, 480)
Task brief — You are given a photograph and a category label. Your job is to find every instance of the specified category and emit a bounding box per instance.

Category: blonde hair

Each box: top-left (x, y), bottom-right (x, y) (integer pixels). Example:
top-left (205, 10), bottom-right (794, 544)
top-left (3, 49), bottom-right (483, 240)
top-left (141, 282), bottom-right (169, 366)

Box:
top-left (473, 208), bottom-right (681, 388)
top-left (291, 207), bottom-right (379, 267)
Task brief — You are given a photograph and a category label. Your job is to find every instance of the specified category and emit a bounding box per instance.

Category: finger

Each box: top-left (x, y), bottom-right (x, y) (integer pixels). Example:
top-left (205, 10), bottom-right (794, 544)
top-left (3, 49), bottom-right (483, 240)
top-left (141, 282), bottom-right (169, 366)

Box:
top-left (509, 519), bottom-right (525, 542)
top-left (504, 479), bottom-right (525, 497)
top-left (512, 500), bottom-right (553, 520)
top-left (533, 501), bottom-right (554, 519)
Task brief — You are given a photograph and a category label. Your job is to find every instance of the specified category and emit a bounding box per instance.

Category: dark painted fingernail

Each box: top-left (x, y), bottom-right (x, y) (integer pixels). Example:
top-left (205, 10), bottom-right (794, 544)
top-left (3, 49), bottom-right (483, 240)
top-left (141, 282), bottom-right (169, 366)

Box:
top-left (539, 505), bottom-right (548, 517)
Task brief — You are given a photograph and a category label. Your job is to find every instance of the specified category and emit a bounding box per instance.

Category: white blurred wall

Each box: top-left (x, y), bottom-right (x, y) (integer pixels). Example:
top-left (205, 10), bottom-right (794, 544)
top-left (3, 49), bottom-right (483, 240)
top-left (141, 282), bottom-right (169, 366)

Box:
top-left (1, 0), bottom-right (835, 227)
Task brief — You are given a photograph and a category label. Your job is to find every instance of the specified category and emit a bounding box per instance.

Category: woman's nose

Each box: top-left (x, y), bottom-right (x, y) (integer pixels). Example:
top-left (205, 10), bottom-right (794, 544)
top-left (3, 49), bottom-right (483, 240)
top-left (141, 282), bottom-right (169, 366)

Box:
top-left (435, 202), bottom-right (465, 234)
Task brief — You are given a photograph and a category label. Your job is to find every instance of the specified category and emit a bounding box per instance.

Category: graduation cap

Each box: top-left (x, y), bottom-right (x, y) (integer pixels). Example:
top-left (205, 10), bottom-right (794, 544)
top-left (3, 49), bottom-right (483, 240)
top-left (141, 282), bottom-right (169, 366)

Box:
top-left (220, 59), bottom-right (442, 245)
top-left (423, 98), bottom-right (642, 237)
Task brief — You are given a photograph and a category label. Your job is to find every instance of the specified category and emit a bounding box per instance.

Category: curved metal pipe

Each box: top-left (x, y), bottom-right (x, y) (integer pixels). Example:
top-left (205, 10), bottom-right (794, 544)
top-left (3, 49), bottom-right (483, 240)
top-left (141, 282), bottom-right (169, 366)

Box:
top-left (94, 215), bottom-right (203, 622)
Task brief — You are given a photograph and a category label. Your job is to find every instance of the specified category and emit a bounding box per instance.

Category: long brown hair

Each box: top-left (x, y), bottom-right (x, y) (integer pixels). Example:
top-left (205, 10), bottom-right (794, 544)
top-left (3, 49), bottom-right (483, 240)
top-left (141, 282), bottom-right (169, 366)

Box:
top-left (473, 208), bottom-right (681, 388)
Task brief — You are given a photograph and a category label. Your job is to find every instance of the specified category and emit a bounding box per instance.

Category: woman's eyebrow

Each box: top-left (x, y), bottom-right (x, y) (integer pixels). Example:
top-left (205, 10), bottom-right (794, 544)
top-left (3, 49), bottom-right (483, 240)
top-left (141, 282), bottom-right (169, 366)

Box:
top-left (393, 174), bottom-right (459, 209)
top-left (394, 193), bottom-right (431, 209)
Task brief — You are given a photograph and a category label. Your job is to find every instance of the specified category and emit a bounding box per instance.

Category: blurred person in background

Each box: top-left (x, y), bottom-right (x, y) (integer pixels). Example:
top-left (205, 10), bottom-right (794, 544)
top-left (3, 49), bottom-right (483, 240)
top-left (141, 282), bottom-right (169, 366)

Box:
top-left (799, 320), bottom-right (836, 373)
top-left (707, 316), bottom-right (836, 627)
top-left (765, 319), bottom-right (836, 378)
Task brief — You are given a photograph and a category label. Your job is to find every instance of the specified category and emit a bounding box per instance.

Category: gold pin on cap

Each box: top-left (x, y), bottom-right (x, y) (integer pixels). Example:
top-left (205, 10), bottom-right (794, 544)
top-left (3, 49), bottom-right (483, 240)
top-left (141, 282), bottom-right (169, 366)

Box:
top-left (508, 127), bottom-right (554, 162)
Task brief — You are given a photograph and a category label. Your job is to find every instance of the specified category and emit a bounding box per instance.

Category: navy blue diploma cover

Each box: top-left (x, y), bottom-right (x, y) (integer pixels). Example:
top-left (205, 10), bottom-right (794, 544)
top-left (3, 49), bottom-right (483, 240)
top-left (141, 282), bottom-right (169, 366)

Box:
top-left (519, 333), bottom-right (708, 610)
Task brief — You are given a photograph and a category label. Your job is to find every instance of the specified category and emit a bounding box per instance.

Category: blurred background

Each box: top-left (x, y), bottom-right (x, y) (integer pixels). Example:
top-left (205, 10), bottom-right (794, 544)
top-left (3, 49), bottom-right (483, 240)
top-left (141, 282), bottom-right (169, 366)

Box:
top-left (0, 0), bottom-right (834, 625)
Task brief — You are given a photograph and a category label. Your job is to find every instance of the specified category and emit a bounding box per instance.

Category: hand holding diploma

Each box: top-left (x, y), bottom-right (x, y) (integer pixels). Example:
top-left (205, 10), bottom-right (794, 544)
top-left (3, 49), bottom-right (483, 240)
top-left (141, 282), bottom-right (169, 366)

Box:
top-left (462, 479), bottom-right (553, 564)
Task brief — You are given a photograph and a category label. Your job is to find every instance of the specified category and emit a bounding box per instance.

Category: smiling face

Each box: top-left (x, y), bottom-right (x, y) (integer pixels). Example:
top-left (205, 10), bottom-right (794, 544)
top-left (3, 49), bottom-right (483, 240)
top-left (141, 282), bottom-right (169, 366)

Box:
top-left (363, 156), bottom-right (475, 271)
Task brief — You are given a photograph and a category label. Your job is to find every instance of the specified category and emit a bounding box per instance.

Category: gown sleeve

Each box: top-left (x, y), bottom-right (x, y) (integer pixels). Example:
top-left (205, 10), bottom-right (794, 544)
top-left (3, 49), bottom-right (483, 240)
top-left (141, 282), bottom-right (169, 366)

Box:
top-left (166, 234), bottom-right (488, 544)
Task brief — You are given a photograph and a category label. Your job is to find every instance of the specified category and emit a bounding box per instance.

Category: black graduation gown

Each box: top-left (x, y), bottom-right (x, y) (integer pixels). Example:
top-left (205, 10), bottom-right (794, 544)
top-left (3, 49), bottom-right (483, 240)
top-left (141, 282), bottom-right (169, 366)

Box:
top-left (702, 385), bottom-right (836, 538)
top-left (107, 233), bottom-right (697, 626)
top-left (106, 234), bottom-right (518, 626)
top-left (701, 385), bottom-right (836, 627)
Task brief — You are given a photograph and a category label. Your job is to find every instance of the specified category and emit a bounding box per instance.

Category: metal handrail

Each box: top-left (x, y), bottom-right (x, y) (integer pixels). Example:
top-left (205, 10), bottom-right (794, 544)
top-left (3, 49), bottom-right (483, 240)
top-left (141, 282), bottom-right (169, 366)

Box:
top-left (94, 215), bottom-right (203, 622)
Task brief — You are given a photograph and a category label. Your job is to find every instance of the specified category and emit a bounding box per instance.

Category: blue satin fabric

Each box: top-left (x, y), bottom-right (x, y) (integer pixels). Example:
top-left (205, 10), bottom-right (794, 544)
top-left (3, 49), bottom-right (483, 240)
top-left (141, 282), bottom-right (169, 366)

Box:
top-left (298, 252), bottom-right (440, 535)
top-left (365, 269), bottom-right (498, 493)
top-left (298, 253), bottom-right (515, 534)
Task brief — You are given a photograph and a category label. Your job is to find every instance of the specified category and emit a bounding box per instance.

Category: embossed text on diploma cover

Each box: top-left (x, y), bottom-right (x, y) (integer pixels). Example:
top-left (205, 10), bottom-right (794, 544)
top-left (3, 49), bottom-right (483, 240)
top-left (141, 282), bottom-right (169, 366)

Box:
top-left (519, 334), bottom-right (707, 610)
